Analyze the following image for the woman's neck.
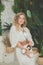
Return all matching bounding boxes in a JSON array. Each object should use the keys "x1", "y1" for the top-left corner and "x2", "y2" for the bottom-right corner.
[{"x1": 19, "y1": 25, "x2": 22, "y2": 29}]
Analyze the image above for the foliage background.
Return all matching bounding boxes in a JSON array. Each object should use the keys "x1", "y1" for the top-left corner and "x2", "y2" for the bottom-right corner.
[{"x1": 12, "y1": 0, "x2": 43, "y2": 52}]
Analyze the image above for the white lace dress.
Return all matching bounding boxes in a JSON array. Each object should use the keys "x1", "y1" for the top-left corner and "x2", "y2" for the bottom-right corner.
[{"x1": 9, "y1": 25, "x2": 36, "y2": 65}]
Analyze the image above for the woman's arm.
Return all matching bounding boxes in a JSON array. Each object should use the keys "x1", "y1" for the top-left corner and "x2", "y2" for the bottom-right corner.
[
  {"x1": 19, "y1": 40, "x2": 27, "y2": 46},
  {"x1": 20, "y1": 39, "x2": 32, "y2": 46},
  {"x1": 16, "y1": 42, "x2": 23, "y2": 49},
  {"x1": 26, "y1": 40, "x2": 33, "y2": 46},
  {"x1": 17, "y1": 40, "x2": 32, "y2": 47}
]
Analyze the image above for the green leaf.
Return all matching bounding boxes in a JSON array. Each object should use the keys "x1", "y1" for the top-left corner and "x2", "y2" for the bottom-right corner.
[
  {"x1": 27, "y1": 10, "x2": 32, "y2": 18},
  {"x1": 31, "y1": 11, "x2": 42, "y2": 25}
]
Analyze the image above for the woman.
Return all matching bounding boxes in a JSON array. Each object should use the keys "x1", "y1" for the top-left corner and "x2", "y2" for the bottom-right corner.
[{"x1": 10, "y1": 12, "x2": 36, "y2": 65}]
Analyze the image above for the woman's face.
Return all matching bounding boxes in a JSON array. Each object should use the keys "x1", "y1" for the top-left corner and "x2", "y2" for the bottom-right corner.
[{"x1": 18, "y1": 15, "x2": 25, "y2": 26}]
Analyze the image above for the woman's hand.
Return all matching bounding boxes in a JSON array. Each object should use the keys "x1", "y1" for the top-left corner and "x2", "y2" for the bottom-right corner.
[
  {"x1": 20, "y1": 40, "x2": 27, "y2": 46},
  {"x1": 26, "y1": 39, "x2": 32, "y2": 46},
  {"x1": 16, "y1": 42, "x2": 23, "y2": 49},
  {"x1": 25, "y1": 48, "x2": 31, "y2": 58},
  {"x1": 28, "y1": 41, "x2": 32, "y2": 46}
]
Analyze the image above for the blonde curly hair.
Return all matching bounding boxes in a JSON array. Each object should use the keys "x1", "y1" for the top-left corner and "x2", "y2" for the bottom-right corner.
[{"x1": 13, "y1": 12, "x2": 27, "y2": 31}]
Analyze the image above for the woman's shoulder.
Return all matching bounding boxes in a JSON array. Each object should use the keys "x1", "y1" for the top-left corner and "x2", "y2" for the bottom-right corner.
[
  {"x1": 10, "y1": 25, "x2": 16, "y2": 30},
  {"x1": 24, "y1": 27, "x2": 30, "y2": 32},
  {"x1": 10, "y1": 25, "x2": 16, "y2": 33}
]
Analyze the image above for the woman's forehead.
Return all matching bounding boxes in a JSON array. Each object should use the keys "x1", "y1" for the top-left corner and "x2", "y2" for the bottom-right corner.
[{"x1": 19, "y1": 15, "x2": 25, "y2": 18}]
